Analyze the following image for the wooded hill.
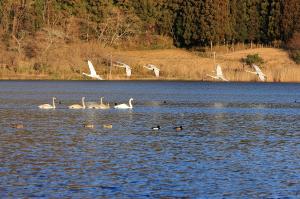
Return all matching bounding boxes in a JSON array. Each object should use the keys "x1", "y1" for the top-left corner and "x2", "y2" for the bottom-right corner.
[
  {"x1": 0, "y1": 0, "x2": 299, "y2": 47},
  {"x1": 0, "y1": 1, "x2": 299, "y2": 81}
]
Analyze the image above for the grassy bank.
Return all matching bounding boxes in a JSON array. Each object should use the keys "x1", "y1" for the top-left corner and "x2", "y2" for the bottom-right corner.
[{"x1": 0, "y1": 39, "x2": 299, "y2": 82}]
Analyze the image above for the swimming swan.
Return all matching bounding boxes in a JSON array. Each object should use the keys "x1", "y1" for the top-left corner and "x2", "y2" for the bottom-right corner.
[
  {"x1": 87, "y1": 97, "x2": 110, "y2": 109},
  {"x1": 114, "y1": 98, "x2": 133, "y2": 109},
  {"x1": 69, "y1": 97, "x2": 86, "y2": 109},
  {"x1": 99, "y1": 97, "x2": 110, "y2": 109},
  {"x1": 39, "y1": 97, "x2": 56, "y2": 109}
]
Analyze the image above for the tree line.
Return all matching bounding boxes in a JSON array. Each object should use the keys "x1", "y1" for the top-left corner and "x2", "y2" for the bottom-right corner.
[{"x1": 0, "y1": 0, "x2": 299, "y2": 48}]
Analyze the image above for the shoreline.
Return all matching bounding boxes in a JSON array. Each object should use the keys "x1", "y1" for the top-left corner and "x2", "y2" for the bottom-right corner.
[{"x1": 1, "y1": 78, "x2": 300, "y2": 83}]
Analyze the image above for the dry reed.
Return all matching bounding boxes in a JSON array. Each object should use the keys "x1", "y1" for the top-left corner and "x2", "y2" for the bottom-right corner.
[{"x1": 0, "y1": 37, "x2": 299, "y2": 82}]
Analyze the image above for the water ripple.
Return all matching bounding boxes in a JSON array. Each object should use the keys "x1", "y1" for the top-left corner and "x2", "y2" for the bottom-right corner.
[{"x1": 0, "y1": 81, "x2": 299, "y2": 198}]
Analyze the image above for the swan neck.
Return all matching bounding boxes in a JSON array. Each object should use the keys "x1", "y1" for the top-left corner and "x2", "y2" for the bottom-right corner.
[
  {"x1": 53, "y1": 98, "x2": 56, "y2": 108},
  {"x1": 129, "y1": 99, "x2": 132, "y2": 108},
  {"x1": 82, "y1": 98, "x2": 85, "y2": 108}
]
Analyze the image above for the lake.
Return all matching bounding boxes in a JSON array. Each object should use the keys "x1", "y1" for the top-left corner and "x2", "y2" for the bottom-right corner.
[{"x1": 0, "y1": 81, "x2": 299, "y2": 198}]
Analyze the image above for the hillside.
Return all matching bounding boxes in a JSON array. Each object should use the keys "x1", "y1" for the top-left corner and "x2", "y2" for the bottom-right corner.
[
  {"x1": 1, "y1": 1, "x2": 299, "y2": 82},
  {"x1": 0, "y1": 39, "x2": 299, "y2": 82},
  {"x1": 114, "y1": 47, "x2": 300, "y2": 82}
]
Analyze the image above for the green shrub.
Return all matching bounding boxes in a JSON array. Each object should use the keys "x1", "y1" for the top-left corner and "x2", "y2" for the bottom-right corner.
[
  {"x1": 241, "y1": 53, "x2": 264, "y2": 65},
  {"x1": 291, "y1": 50, "x2": 300, "y2": 64}
]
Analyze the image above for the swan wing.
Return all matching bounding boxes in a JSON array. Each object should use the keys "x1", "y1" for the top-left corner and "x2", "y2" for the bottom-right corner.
[
  {"x1": 149, "y1": 64, "x2": 160, "y2": 77},
  {"x1": 253, "y1": 64, "x2": 266, "y2": 81},
  {"x1": 216, "y1": 64, "x2": 223, "y2": 77},
  {"x1": 258, "y1": 73, "x2": 266, "y2": 81},
  {"x1": 114, "y1": 61, "x2": 126, "y2": 68},
  {"x1": 148, "y1": 64, "x2": 160, "y2": 71},
  {"x1": 220, "y1": 76, "x2": 229, "y2": 81},
  {"x1": 88, "y1": 60, "x2": 97, "y2": 76},
  {"x1": 144, "y1": 65, "x2": 159, "y2": 77},
  {"x1": 143, "y1": 65, "x2": 152, "y2": 70},
  {"x1": 126, "y1": 67, "x2": 131, "y2": 77},
  {"x1": 154, "y1": 68, "x2": 159, "y2": 77},
  {"x1": 95, "y1": 75, "x2": 103, "y2": 80},
  {"x1": 253, "y1": 64, "x2": 264, "y2": 75},
  {"x1": 207, "y1": 74, "x2": 218, "y2": 79}
]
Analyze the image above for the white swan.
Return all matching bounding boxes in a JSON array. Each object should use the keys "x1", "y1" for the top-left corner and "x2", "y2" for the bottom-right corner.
[
  {"x1": 87, "y1": 97, "x2": 110, "y2": 109},
  {"x1": 86, "y1": 101, "x2": 99, "y2": 109},
  {"x1": 69, "y1": 97, "x2": 86, "y2": 109},
  {"x1": 39, "y1": 97, "x2": 56, "y2": 109},
  {"x1": 207, "y1": 64, "x2": 229, "y2": 81},
  {"x1": 99, "y1": 97, "x2": 110, "y2": 109},
  {"x1": 114, "y1": 98, "x2": 133, "y2": 109},
  {"x1": 144, "y1": 64, "x2": 160, "y2": 77},
  {"x1": 82, "y1": 60, "x2": 103, "y2": 80},
  {"x1": 245, "y1": 64, "x2": 266, "y2": 81},
  {"x1": 114, "y1": 61, "x2": 132, "y2": 77}
]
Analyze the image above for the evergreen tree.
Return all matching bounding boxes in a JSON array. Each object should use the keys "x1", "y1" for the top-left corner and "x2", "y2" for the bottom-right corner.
[
  {"x1": 268, "y1": 0, "x2": 282, "y2": 41},
  {"x1": 235, "y1": 0, "x2": 248, "y2": 42},
  {"x1": 259, "y1": 0, "x2": 270, "y2": 42},
  {"x1": 215, "y1": 0, "x2": 230, "y2": 44},
  {"x1": 155, "y1": 0, "x2": 174, "y2": 35},
  {"x1": 85, "y1": 0, "x2": 113, "y2": 23},
  {"x1": 228, "y1": 0, "x2": 237, "y2": 42},
  {"x1": 0, "y1": 0, "x2": 300, "y2": 47},
  {"x1": 246, "y1": 0, "x2": 260, "y2": 43},
  {"x1": 281, "y1": 0, "x2": 300, "y2": 41}
]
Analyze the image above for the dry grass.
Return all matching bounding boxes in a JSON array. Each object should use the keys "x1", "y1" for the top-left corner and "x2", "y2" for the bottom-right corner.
[
  {"x1": 113, "y1": 47, "x2": 300, "y2": 82},
  {"x1": 0, "y1": 35, "x2": 299, "y2": 82},
  {"x1": 218, "y1": 48, "x2": 300, "y2": 82}
]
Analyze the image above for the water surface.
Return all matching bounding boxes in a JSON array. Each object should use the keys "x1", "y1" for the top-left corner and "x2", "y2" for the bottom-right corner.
[{"x1": 0, "y1": 81, "x2": 300, "y2": 198}]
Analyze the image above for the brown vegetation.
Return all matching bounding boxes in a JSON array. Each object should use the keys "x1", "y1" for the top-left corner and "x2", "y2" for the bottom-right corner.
[
  {"x1": 0, "y1": 1, "x2": 299, "y2": 82},
  {"x1": 0, "y1": 33, "x2": 299, "y2": 82}
]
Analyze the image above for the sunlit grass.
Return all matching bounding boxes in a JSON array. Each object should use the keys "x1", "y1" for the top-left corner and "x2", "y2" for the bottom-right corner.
[{"x1": 0, "y1": 40, "x2": 299, "y2": 82}]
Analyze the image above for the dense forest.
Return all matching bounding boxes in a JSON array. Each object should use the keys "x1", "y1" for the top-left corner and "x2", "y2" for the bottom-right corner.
[{"x1": 0, "y1": 0, "x2": 299, "y2": 48}]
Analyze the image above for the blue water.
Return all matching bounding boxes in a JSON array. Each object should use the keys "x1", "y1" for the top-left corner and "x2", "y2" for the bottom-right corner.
[{"x1": 0, "y1": 81, "x2": 299, "y2": 198}]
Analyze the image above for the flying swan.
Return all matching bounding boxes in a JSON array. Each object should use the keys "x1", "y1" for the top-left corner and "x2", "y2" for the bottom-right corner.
[
  {"x1": 69, "y1": 97, "x2": 86, "y2": 109},
  {"x1": 82, "y1": 60, "x2": 103, "y2": 80},
  {"x1": 143, "y1": 64, "x2": 160, "y2": 77},
  {"x1": 114, "y1": 61, "x2": 132, "y2": 77},
  {"x1": 207, "y1": 64, "x2": 229, "y2": 81},
  {"x1": 245, "y1": 64, "x2": 266, "y2": 81},
  {"x1": 114, "y1": 98, "x2": 133, "y2": 109},
  {"x1": 38, "y1": 97, "x2": 57, "y2": 109}
]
